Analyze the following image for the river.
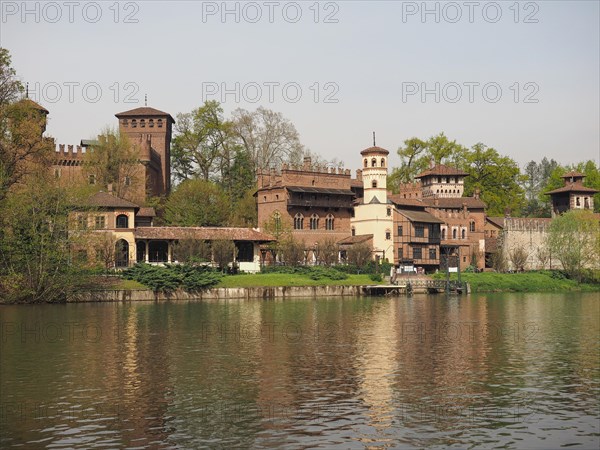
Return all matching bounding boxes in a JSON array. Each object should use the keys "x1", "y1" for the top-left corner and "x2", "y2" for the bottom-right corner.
[{"x1": 1, "y1": 293, "x2": 598, "y2": 449}]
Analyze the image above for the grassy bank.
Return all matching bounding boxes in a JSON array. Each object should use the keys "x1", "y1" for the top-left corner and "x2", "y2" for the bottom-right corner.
[
  {"x1": 433, "y1": 271, "x2": 600, "y2": 293},
  {"x1": 217, "y1": 273, "x2": 379, "y2": 288}
]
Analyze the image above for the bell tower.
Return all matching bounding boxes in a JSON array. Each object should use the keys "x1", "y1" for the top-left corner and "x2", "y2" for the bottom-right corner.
[
  {"x1": 361, "y1": 145, "x2": 389, "y2": 204},
  {"x1": 115, "y1": 106, "x2": 175, "y2": 197}
]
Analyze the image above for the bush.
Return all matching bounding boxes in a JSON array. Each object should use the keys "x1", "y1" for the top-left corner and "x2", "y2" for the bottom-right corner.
[
  {"x1": 122, "y1": 263, "x2": 222, "y2": 292},
  {"x1": 369, "y1": 273, "x2": 383, "y2": 282},
  {"x1": 260, "y1": 265, "x2": 348, "y2": 281}
]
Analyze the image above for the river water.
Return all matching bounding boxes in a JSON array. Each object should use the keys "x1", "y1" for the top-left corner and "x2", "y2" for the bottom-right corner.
[{"x1": 1, "y1": 293, "x2": 598, "y2": 449}]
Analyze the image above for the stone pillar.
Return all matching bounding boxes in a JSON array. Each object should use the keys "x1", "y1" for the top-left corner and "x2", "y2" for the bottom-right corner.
[
  {"x1": 145, "y1": 241, "x2": 149, "y2": 263},
  {"x1": 167, "y1": 241, "x2": 172, "y2": 263}
]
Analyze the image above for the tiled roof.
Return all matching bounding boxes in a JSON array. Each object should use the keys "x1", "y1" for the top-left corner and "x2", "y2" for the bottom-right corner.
[
  {"x1": 545, "y1": 183, "x2": 599, "y2": 195},
  {"x1": 87, "y1": 192, "x2": 139, "y2": 209},
  {"x1": 115, "y1": 107, "x2": 175, "y2": 122},
  {"x1": 561, "y1": 171, "x2": 585, "y2": 179},
  {"x1": 20, "y1": 98, "x2": 49, "y2": 114},
  {"x1": 415, "y1": 164, "x2": 469, "y2": 178},
  {"x1": 423, "y1": 197, "x2": 486, "y2": 209},
  {"x1": 134, "y1": 227, "x2": 275, "y2": 242},
  {"x1": 486, "y1": 216, "x2": 505, "y2": 228},
  {"x1": 388, "y1": 195, "x2": 426, "y2": 207},
  {"x1": 360, "y1": 146, "x2": 389, "y2": 156},
  {"x1": 136, "y1": 207, "x2": 156, "y2": 217},
  {"x1": 337, "y1": 234, "x2": 373, "y2": 245},
  {"x1": 397, "y1": 209, "x2": 445, "y2": 224}
]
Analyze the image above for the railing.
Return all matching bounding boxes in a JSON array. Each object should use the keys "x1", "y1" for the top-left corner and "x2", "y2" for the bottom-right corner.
[{"x1": 287, "y1": 198, "x2": 353, "y2": 209}]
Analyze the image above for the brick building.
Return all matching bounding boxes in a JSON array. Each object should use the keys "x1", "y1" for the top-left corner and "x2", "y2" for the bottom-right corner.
[{"x1": 546, "y1": 171, "x2": 598, "y2": 217}]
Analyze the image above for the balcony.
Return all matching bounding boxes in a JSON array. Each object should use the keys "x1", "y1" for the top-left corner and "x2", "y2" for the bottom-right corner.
[{"x1": 287, "y1": 198, "x2": 353, "y2": 209}]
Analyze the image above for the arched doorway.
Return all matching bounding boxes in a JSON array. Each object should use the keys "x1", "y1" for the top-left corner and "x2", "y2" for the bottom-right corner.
[
  {"x1": 115, "y1": 239, "x2": 129, "y2": 268},
  {"x1": 149, "y1": 241, "x2": 168, "y2": 263}
]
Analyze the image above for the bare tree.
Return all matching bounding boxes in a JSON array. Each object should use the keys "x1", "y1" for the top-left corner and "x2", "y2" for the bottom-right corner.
[
  {"x1": 489, "y1": 247, "x2": 507, "y2": 272},
  {"x1": 211, "y1": 239, "x2": 237, "y2": 272},
  {"x1": 173, "y1": 238, "x2": 211, "y2": 263},
  {"x1": 280, "y1": 237, "x2": 305, "y2": 267},
  {"x1": 509, "y1": 245, "x2": 529, "y2": 272},
  {"x1": 91, "y1": 232, "x2": 117, "y2": 270},
  {"x1": 318, "y1": 238, "x2": 338, "y2": 266},
  {"x1": 231, "y1": 106, "x2": 304, "y2": 173},
  {"x1": 347, "y1": 242, "x2": 372, "y2": 268},
  {"x1": 536, "y1": 245, "x2": 550, "y2": 270}
]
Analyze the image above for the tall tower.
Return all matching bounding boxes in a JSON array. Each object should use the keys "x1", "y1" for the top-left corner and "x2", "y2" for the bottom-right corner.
[
  {"x1": 115, "y1": 107, "x2": 175, "y2": 197},
  {"x1": 361, "y1": 146, "x2": 389, "y2": 204}
]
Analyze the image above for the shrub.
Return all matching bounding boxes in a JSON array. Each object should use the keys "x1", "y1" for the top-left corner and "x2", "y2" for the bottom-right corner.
[
  {"x1": 122, "y1": 263, "x2": 222, "y2": 292},
  {"x1": 369, "y1": 273, "x2": 383, "y2": 282}
]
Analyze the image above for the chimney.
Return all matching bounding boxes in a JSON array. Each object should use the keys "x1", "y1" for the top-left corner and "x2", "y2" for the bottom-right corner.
[
  {"x1": 303, "y1": 156, "x2": 311, "y2": 170},
  {"x1": 356, "y1": 169, "x2": 363, "y2": 181},
  {"x1": 429, "y1": 157, "x2": 435, "y2": 169},
  {"x1": 474, "y1": 188, "x2": 480, "y2": 199}
]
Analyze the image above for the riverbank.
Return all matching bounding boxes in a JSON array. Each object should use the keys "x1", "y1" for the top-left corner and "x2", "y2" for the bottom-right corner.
[{"x1": 432, "y1": 271, "x2": 600, "y2": 293}]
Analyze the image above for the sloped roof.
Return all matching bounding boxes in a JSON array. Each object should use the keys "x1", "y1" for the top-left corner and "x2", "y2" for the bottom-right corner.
[
  {"x1": 423, "y1": 197, "x2": 486, "y2": 209},
  {"x1": 87, "y1": 192, "x2": 139, "y2": 209},
  {"x1": 397, "y1": 209, "x2": 445, "y2": 224},
  {"x1": 388, "y1": 195, "x2": 426, "y2": 207},
  {"x1": 134, "y1": 227, "x2": 275, "y2": 242},
  {"x1": 115, "y1": 107, "x2": 175, "y2": 123},
  {"x1": 486, "y1": 216, "x2": 505, "y2": 228},
  {"x1": 20, "y1": 98, "x2": 49, "y2": 114},
  {"x1": 561, "y1": 171, "x2": 585, "y2": 179},
  {"x1": 415, "y1": 164, "x2": 469, "y2": 178},
  {"x1": 337, "y1": 234, "x2": 373, "y2": 245},
  {"x1": 286, "y1": 186, "x2": 354, "y2": 196},
  {"x1": 545, "y1": 183, "x2": 599, "y2": 195},
  {"x1": 360, "y1": 146, "x2": 389, "y2": 156},
  {"x1": 136, "y1": 207, "x2": 156, "y2": 217}
]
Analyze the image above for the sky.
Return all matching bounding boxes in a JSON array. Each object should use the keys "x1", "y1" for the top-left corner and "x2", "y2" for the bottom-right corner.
[{"x1": 2, "y1": 0, "x2": 599, "y2": 171}]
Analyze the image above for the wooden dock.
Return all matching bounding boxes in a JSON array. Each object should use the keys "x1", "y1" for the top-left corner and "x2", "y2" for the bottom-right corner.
[{"x1": 363, "y1": 279, "x2": 468, "y2": 296}]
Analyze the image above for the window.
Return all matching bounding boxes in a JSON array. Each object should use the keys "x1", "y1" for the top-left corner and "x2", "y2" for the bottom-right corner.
[
  {"x1": 385, "y1": 230, "x2": 391, "y2": 240},
  {"x1": 310, "y1": 214, "x2": 319, "y2": 230},
  {"x1": 413, "y1": 247, "x2": 422, "y2": 259},
  {"x1": 398, "y1": 248, "x2": 403, "y2": 260},
  {"x1": 273, "y1": 211, "x2": 281, "y2": 232},
  {"x1": 372, "y1": 180, "x2": 378, "y2": 188},
  {"x1": 397, "y1": 225, "x2": 403, "y2": 236},
  {"x1": 140, "y1": 119, "x2": 146, "y2": 128},
  {"x1": 294, "y1": 213, "x2": 304, "y2": 230},
  {"x1": 77, "y1": 215, "x2": 87, "y2": 230},
  {"x1": 122, "y1": 119, "x2": 128, "y2": 127},
  {"x1": 95, "y1": 215, "x2": 106, "y2": 229},
  {"x1": 441, "y1": 228, "x2": 446, "y2": 239},
  {"x1": 124, "y1": 176, "x2": 131, "y2": 186},
  {"x1": 429, "y1": 248, "x2": 437, "y2": 260},
  {"x1": 415, "y1": 225, "x2": 425, "y2": 237},
  {"x1": 452, "y1": 228, "x2": 457, "y2": 239},
  {"x1": 158, "y1": 119, "x2": 163, "y2": 128},
  {"x1": 54, "y1": 168, "x2": 61, "y2": 178},
  {"x1": 325, "y1": 214, "x2": 334, "y2": 230},
  {"x1": 461, "y1": 229, "x2": 466, "y2": 239},
  {"x1": 364, "y1": 159, "x2": 368, "y2": 168},
  {"x1": 351, "y1": 227, "x2": 356, "y2": 236},
  {"x1": 470, "y1": 221, "x2": 475, "y2": 232},
  {"x1": 576, "y1": 197, "x2": 580, "y2": 206},
  {"x1": 149, "y1": 119, "x2": 154, "y2": 128},
  {"x1": 88, "y1": 174, "x2": 96, "y2": 185},
  {"x1": 275, "y1": 194, "x2": 279, "y2": 200},
  {"x1": 116, "y1": 214, "x2": 128, "y2": 229},
  {"x1": 131, "y1": 119, "x2": 137, "y2": 128},
  {"x1": 381, "y1": 158, "x2": 385, "y2": 167},
  {"x1": 386, "y1": 207, "x2": 391, "y2": 217},
  {"x1": 371, "y1": 158, "x2": 377, "y2": 167},
  {"x1": 263, "y1": 196, "x2": 267, "y2": 202}
]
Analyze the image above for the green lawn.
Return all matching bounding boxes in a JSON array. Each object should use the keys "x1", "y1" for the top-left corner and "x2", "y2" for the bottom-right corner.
[
  {"x1": 432, "y1": 271, "x2": 600, "y2": 293},
  {"x1": 217, "y1": 273, "x2": 380, "y2": 288}
]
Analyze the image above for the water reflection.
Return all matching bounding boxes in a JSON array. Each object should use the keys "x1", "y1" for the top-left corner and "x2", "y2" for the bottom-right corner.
[{"x1": 1, "y1": 293, "x2": 598, "y2": 448}]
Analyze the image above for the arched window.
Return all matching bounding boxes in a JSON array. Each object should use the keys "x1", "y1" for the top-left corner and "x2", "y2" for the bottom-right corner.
[
  {"x1": 371, "y1": 158, "x2": 377, "y2": 167},
  {"x1": 116, "y1": 214, "x2": 129, "y2": 229},
  {"x1": 325, "y1": 214, "x2": 334, "y2": 230},
  {"x1": 310, "y1": 214, "x2": 319, "y2": 230},
  {"x1": 157, "y1": 119, "x2": 163, "y2": 128},
  {"x1": 294, "y1": 213, "x2": 304, "y2": 230},
  {"x1": 381, "y1": 158, "x2": 385, "y2": 167},
  {"x1": 470, "y1": 221, "x2": 475, "y2": 232},
  {"x1": 115, "y1": 239, "x2": 129, "y2": 267},
  {"x1": 386, "y1": 207, "x2": 392, "y2": 216},
  {"x1": 461, "y1": 229, "x2": 466, "y2": 239},
  {"x1": 576, "y1": 197, "x2": 580, "y2": 206},
  {"x1": 140, "y1": 119, "x2": 146, "y2": 128},
  {"x1": 131, "y1": 119, "x2": 137, "y2": 128},
  {"x1": 441, "y1": 228, "x2": 446, "y2": 239},
  {"x1": 372, "y1": 180, "x2": 378, "y2": 188},
  {"x1": 149, "y1": 119, "x2": 154, "y2": 128},
  {"x1": 452, "y1": 228, "x2": 457, "y2": 239},
  {"x1": 273, "y1": 211, "x2": 281, "y2": 232},
  {"x1": 364, "y1": 159, "x2": 368, "y2": 168}
]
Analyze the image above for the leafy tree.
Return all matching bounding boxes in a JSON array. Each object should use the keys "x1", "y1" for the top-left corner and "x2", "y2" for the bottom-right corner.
[
  {"x1": 0, "y1": 48, "x2": 23, "y2": 105},
  {"x1": 211, "y1": 239, "x2": 237, "y2": 272},
  {"x1": 228, "y1": 187, "x2": 258, "y2": 227},
  {"x1": 388, "y1": 137, "x2": 428, "y2": 187},
  {"x1": 164, "y1": 179, "x2": 229, "y2": 226},
  {"x1": 83, "y1": 128, "x2": 141, "y2": 201},
  {"x1": 509, "y1": 245, "x2": 529, "y2": 271},
  {"x1": 547, "y1": 210, "x2": 600, "y2": 282},
  {"x1": 171, "y1": 101, "x2": 232, "y2": 182}
]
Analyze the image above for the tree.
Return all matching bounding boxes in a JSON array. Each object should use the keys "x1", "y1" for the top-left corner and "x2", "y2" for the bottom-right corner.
[
  {"x1": 91, "y1": 231, "x2": 117, "y2": 270},
  {"x1": 509, "y1": 245, "x2": 529, "y2": 272},
  {"x1": 279, "y1": 236, "x2": 305, "y2": 266},
  {"x1": 347, "y1": 242, "x2": 372, "y2": 268},
  {"x1": 211, "y1": 239, "x2": 237, "y2": 272},
  {"x1": 0, "y1": 48, "x2": 23, "y2": 105},
  {"x1": 547, "y1": 210, "x2": 600, "y2": 281},
  {"x1": 171, "y1": 101, "x2": 232, "y2": 183},
  {"x1": 83, "y1": 128, "x2": 141, "y2": 201},
  {"x1": 318, "y1": 238, "x2": 339, "y2": 266},
  {"x1": 228, "y1": 188, "x2": 258, "y2": 227},
  {"x1": 172, "y1": 238, "x2": 211, "y2": 263},
  {"x1": 231, "y1": 106, "x2": 304, "y2": 173},
  {"x1": 488, "y1": 246, "x2": 507, "y2": 272},
  {"x1": 388, "y1": 137, "x2": 428, "y2": 187},
  {"x1": 164, "y1": 179, "x2": 229, "y2": 226}
]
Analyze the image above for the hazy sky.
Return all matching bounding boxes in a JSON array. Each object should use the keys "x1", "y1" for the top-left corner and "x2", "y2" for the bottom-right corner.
[{"x1": 2, "y1": 1, "x2": 599, "y2": 170}]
